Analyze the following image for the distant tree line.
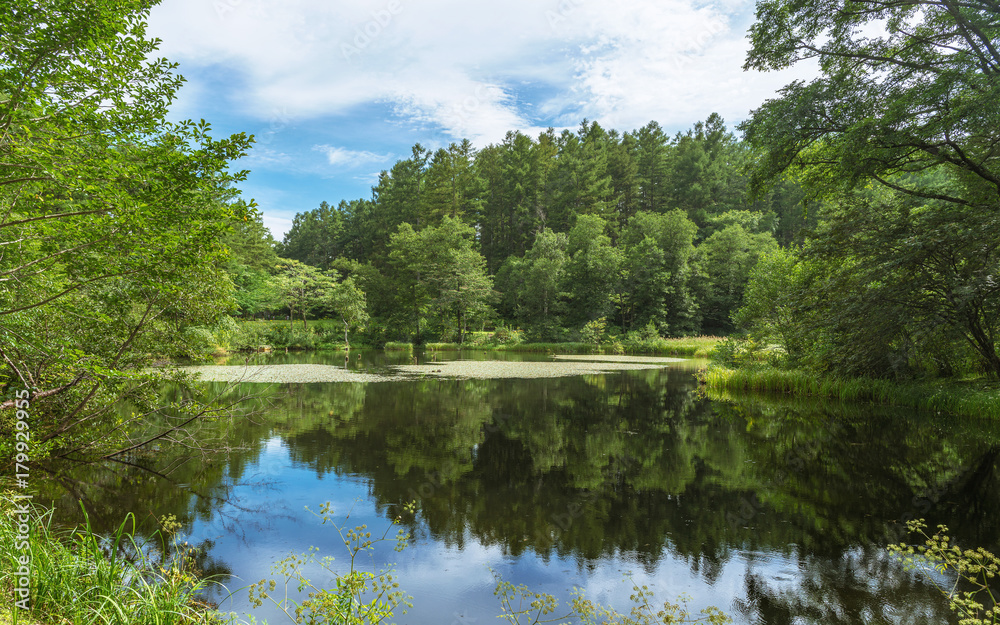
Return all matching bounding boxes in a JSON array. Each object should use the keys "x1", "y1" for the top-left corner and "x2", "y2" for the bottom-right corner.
[{"x1": 252, "y1": 115, "x2": 813, "y2": 343}]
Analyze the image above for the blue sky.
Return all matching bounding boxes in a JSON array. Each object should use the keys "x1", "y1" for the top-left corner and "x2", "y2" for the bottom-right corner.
[{"x1": 146, "y1": 0, "x2": 816, "y2": 239}]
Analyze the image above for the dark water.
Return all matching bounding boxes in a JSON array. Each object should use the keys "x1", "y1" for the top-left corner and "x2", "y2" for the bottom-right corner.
[{"x1": 38, "y1": 351, "x2": 1000, "y2": 624}]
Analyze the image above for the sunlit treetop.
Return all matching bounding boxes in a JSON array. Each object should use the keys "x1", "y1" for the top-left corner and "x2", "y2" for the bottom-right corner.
[{"x1": 741, "y1": 0, "x2": 1000, "y2": 205}]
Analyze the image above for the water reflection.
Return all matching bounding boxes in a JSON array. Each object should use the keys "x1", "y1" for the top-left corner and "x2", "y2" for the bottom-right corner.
[{"x1": 37, "y1": 353, "x2": 1000, "y2": 624}]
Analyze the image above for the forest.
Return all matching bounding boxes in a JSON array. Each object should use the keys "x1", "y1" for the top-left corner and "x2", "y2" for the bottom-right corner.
[
  {"x1": 2, "y1": 0, "x2": 998, "y2": 462},
  {"x1": 2, "y1": 0, "x2": 999, "y2": 623},
  {"x1": 249, "y1": 114, "x2": 810, "y2": 344}
]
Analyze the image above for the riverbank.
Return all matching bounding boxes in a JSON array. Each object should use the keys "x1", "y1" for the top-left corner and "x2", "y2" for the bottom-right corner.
[
  {"x1": 699, "y1": 365, "x2": 1000, "y2": 420},
  {"x1": 0, "y1": 493, "x2": 224, "y2": 625},
  {"x1": 397, "y1": 336, "x2": 720, "y2": 358},
  {"x1": 189, "y1": 318, "x2": 722, "y2": 358}
]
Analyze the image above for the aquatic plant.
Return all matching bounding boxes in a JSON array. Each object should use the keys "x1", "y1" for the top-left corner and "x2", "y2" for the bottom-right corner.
[
  {"x1": 493, "y1": 571, "x2": 731, "y2": 624},
  {"x1": 889, "y1": 520, "x2": 999, "y2": 625},
  {"x1": 246, "y1": 501, "x2": 413, "y2": 625}
]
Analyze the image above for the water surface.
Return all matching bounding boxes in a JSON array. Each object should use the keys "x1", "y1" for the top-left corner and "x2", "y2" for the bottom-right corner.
[{"x1": 40, "y1": 351, "x2": 1000, "y2": 624}]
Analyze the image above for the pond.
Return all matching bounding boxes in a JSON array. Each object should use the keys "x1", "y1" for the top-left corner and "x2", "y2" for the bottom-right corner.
[{"x1": 38, "y1": 350, "x2": 1000, "y2": 624}]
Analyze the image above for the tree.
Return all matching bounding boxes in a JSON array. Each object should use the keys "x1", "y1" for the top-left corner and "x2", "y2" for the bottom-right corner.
[
  {"x1": 564, "y1": 214, "x2": 622, "y2": 328},
  {"x1": 278, "y1": 201, "x2": 344, "y2": 270},
  {"x1": 811, "y1": 190, "x2": 1000, "y2": 378},
  {"x1": 421, "y1": 139, "x2": 484, "y2": 226},
  {"x1": 621, "y1": 211, "x2": 702, "y2": 335},
  {"x1": 223, "y1": 206, "x2": 280, "y2": 318},
  {"x1": 669, "y1": 114, "x2": 746, "y2": 229},
  {"x1": 734, "y1": 246, "x2": 812, "y2": 361},
  {"x1": 513, "y1": 229, "x2": 570, "y2": 339},
  {"x1": 697, "y1": 224, "x2": 778, "y2": 334},
  {"x1": 273, "y1": 259, "x2": 334, "y2": 330},
  {"x1": 325, "y1": 277, "x2": 369, "y2": 347},
  {"x1": 477, "y1": 131, "x2": 556, "y2": 271},
  {"x1": 741, "y1": 0, "x2": 1000, "y2": 207},
  {"x1": 740, "y1": 0, "x2": 1000, "y2": 379},
  {"x1": 388, "y1": 218, "x2": 495, "y2": 342},
  {"x1": 631, "y1": 121, "x2": 673, "y2": 215},
  {"x1": 0, "y1": 0, "x2": 254, "y2": 461},
  {"x1": 543, "y1": 122, "x2": 613, "y2": 232}
]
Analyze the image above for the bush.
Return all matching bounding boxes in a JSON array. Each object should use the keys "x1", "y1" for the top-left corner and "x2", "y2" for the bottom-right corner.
[
  {"x1": 710, "y1": 336, "x2": 773, "y2": 369},
  {"x1": 180, "y1": 326, "x2": 219, "y2": 357},
  {"x1": 580, "y1": 317, "x2": 608, "y2": 348}
]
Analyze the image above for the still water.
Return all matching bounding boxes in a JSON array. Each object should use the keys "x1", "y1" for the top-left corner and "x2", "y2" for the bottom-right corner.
[{"x1": 40, "y1": 351, "x2": 1000, "y2": 624}]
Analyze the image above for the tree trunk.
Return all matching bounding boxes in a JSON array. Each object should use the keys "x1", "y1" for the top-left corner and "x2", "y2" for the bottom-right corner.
[{"x1": 963, "y1": 310, "x2": 1000, "y2": 378}]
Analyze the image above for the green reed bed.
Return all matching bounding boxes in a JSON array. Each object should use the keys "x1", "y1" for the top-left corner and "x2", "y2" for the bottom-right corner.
[
  {"x1": 0, "y1": 494, "x2": 224, "y2": 625},
  {"x1": 701, "y1": 366, "x2": 1000, "y2": 419},
  {"x1": 423, "y1": 342, "x2": 463, "y2": 351},
  {"x1": 628, "y1": 336, "x2": 720, "y2": 358},
  {"x1": 402, "y1": 336, "x2": 721, "y2": 357},
  {"x1": 383, "y1": 341, "x2": 414, "y2": 351}
]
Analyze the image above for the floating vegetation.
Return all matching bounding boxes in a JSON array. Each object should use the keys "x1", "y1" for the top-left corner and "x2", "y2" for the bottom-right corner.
[
  {"x1": 179, "y1": 364, "x2": 396, "y2": 383},
  {"x1": 391, "y1": 359, "x2": 678, "y2": 379},
  {"x1": 179, "y1": 357, "x2": 688, "y2": 383},
  {"x1": 552, "y1": 354, "x2": 686, "y2": 364}
]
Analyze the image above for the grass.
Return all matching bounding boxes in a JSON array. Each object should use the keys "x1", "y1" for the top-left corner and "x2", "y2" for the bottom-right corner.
[
  {"x1": 700, "y1": 365, "x2": 1000, "y2": 419},
  {"x1": 0, "y1": 494, "x2": 227, "y2": 625},
  {"x1": 383, "y1": 341, "x2": 414, "y2": 351},
  {"x1": 393, "y1": 336, "x2": 721, "y2": 357}
]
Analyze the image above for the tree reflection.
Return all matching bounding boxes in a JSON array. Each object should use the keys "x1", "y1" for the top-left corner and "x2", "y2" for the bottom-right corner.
[{"x1": 37, "y1": 359, "x2": 1000, "y2": 624}]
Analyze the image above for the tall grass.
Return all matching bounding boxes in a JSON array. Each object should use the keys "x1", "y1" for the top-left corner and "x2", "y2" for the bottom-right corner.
[
  {"x1": 700, "y1": 365, "x2": 1000, "y2": 419},
  {"x1": 0, "y1": 494, "x2": 227, "y2": 625},
  {"x1": 388, "y1": 337, "x2": 721, "y2": 357},
  {"x1": 383, "y1": 341, "x2": 414, "y2": 351}
]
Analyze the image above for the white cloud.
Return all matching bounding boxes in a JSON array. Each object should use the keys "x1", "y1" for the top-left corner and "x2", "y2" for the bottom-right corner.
[
  {"x1": 148, "y1": 0, "x2": 817, "y2": 144},
  {"x1": 314, "y1": 146, "x2": 392, "y2": 167}
]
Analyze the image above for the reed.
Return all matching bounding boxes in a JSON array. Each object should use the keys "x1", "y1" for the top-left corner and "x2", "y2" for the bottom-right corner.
[
  {"x1": 383, "y1": 341, "x2": 414, "y2": 351},
  {"x1": 424, "y1": 342, "x2": 462, "y2": 351},
  {"x1": 700, "y1": 365, "x2": 1000, "y2": 419},
  {"x1": 0, "y1": 494, "x2": 227, "y2": 625}
]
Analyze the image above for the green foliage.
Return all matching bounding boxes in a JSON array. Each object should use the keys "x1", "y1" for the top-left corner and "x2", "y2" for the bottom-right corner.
[
  {"x1": 735, "y1": 187, "x2": 1000, "y2": 381},
  {"x1": 669, "y1": 113, "x2": 747, "y2": 229},
  {"x1": 810, "y1": 191, "x2": 1000, "y2": 378},
  {"x1": 732, "y1": 246, "x2": 807, "y2": 363},
  {"x1": 730, "y1": 0, "x2": 1000, "y2": 387},
  {"x1": 0, "y1": 0, "x2": 254, "y2": 459},
  {"x1": 383, "y1": 342, "x2": 414, "y2": 352},
  {"x1": 492, "y1": 572, "x2": 731, "y2": 625},
  {"x1": 0, "y1": 494, "x2": 224, "y2": 625},
  {"x1": 697, "y1": 224, "x2": 778, "y2": 334},
  {"x1": 247, "y1": 501, "x2": 413, "y2": 625},
  {"x1": 274, "y1": 114, "x2": 801, "y2": 344},
  {"x1": 889, "y1": 520, "x2": 999, "y2": 625},
  {"x1": 700, "y1": 365, "x2": 1000, "y2": 419},
  {"x1": 742, "y1": 0, "x2": 1000, "y2": 206},
  {"x1": 388, "y1": 217, "x2": 495, "y2": 343},
  {"x1": 489, "y1": 324, "x2": 522, "y2": 346},
  {"x1": 233, "y1": 320, "x2": 359, "y2": 351},
  {"x1": 581, "y1": 317, "x2": 608, "y2": 348},
  {"x1": 278, "y1": 201, "x2": 345, "y2": 270},
  {"x1": 708, "y1": 336, "x2": 773, "y2": 370},
  {"x1": 565, "y1": 215, "x2": 622, "y2": 328}
]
